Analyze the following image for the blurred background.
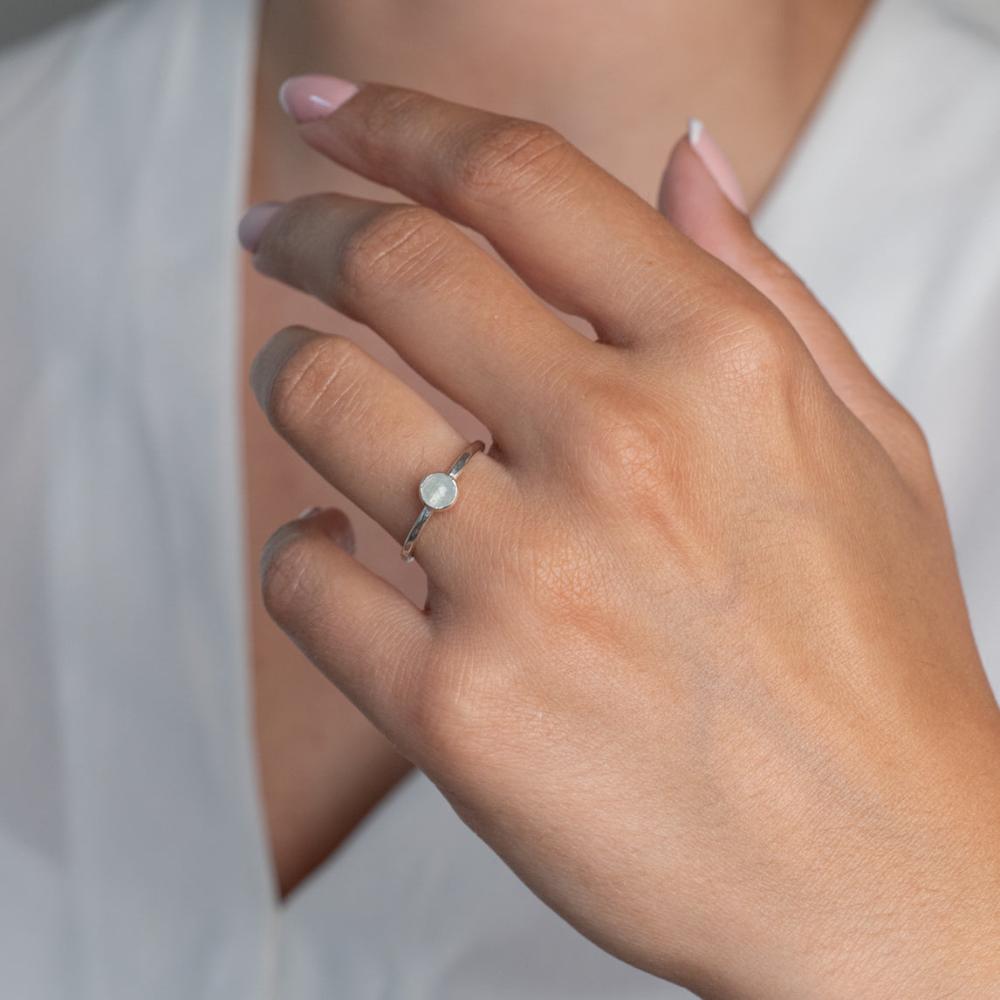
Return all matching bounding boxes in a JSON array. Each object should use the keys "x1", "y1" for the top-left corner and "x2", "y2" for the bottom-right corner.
[{"x1": 1, "y1": 0, "x2": 99, "y2": 49}]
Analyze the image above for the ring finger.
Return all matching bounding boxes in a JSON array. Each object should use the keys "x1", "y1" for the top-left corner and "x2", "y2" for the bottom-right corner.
[
  {"x1": 251, "y1": 324, "x2": 509, "y2": 577},
  {"x1": 243, "y1": 193, "x2": 587, "y2": 456}
]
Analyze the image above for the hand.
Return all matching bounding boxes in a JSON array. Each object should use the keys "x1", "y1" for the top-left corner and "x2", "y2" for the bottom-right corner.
[{"x1": 240, "y1": 80, "x2": 1000, "y2": 998}]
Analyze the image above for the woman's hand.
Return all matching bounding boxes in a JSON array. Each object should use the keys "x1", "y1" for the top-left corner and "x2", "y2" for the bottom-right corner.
[{"x1": 240, "y1": 79, "x2": 1000, "y2": 998}]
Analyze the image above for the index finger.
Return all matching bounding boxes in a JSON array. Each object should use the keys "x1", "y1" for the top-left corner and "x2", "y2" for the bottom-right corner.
[{"x1": 279, "y1": 76, "x2": 755, "y2": 349}]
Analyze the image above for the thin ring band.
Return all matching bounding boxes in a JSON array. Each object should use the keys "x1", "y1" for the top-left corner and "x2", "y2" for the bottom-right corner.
[{"x1": 401, "y1": 440, "x2": 486, "y2": 563}]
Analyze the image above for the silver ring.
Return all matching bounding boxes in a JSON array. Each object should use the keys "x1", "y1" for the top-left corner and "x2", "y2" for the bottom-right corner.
[{"x1": 401, "y1": 440, "x2": 486, "y2": 562}]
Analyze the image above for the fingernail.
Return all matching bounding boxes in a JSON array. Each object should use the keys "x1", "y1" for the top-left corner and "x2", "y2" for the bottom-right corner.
[
  {"x1": 238, "y1": 201, "x2": 283, "y2": 252},
  {"x1": 279, "y1": 75, "x2": 360, "y2": 124},
  {"x1": 687, "y1": 118, "x2": 748, "y2": 213},
  {"x1": 330, "y1": 514, "x2": 356, "y2": 555},
  {"x1": 260, "y1": 509, "x2": 355, "y2": 580},
  {"x1": 299, "y1": 506, "x2": 356, "y2": 555}
]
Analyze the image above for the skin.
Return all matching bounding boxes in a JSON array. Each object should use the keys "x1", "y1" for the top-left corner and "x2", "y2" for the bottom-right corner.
[
  {"x1": 244, "y1": 0, "x2": 872, "y2": 895},
  {"x1": 241, "y1": 79, "x2": 1000, "y2": 996}
]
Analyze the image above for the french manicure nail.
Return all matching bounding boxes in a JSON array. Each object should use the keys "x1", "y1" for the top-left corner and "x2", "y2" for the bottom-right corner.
[
  {"x1": 297, "y1": 506, "x2": 322, "y2": 520},
  {"x1": 279, "y1": 75, "x2": 360, "y2": 124},
  {"x1": 238, "y1": 201, "x2": 283, "y2": 252},
  {"x1": 687, "y1": 118, "x2": 749, "y2": 213}
]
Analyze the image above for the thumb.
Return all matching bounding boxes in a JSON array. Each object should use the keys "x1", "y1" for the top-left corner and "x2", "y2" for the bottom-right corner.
[{"x1": 658, "y1": 120, "x2": 929, "y2": 486}]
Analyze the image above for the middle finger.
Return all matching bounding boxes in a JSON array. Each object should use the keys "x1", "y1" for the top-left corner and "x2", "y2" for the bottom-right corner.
[
  {"x1": 246, "y1": 193, "x2": 587, "y2": 454},
  {"x1": 280, "y1": 78, "x2": 743, "y2": 347},
  {"x1": 250, "y1": 324, "x2": 510, "y2": 578}
]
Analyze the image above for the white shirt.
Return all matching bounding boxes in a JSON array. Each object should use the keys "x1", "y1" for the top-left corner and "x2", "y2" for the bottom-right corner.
[{"x1": 1, "y1": 0, "x2": 997, "y2": 996}]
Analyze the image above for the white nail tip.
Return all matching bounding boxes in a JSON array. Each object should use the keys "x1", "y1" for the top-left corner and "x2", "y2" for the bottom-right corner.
[
  {"x1": 278, "y1": 80, "x2": 293, "y2": 117},
  {"x1": 688, "y1": 117, "x2": 704, "y2": 146}
]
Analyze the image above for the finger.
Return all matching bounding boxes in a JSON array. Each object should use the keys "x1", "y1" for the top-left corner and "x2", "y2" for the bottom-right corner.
[
  {"x1": 251, "y1": 325, "x2": 506, "y2": 577},
  {"x1": 244, "y1": 194, "x2": 584, "y2": 450},
  {"x1": 658, "y1": 123, "x2": 934, "y2": 487},
  {"x1": 260, "y1": 506, "x2": 431, "y2": 742},
  {"x1": 277, "y1": 76, "x2": 750, "y2": 348}
]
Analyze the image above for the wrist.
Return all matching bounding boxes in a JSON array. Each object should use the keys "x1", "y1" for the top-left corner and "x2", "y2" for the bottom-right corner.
[
  {"x1": 719, "y1": 725, "x2": 1000, "y2": 1000},
  {"x1": 797, "y1": 772, "x2": 1000, "y2": 997}
]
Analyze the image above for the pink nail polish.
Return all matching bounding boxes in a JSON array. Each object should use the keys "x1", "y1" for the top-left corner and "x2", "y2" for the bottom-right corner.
[
  {"x1": 279, "y1": 75, "x2": 360, "y2": 124},
  {"x1": 687, "y1": 118, "x2": 748, "y2": 213},
  {"x1": 238, "y1": 201, "x2": 282, "y2": 252}
]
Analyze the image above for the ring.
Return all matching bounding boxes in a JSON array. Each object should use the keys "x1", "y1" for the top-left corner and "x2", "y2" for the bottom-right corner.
[{"x1": 401, "y1": 440, "x2": 486, "y2": 562}]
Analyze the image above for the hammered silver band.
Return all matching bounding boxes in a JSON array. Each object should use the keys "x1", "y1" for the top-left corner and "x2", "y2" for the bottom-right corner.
[{"x1": 401, "y1": 440, "x2": 486, "y2": 563}]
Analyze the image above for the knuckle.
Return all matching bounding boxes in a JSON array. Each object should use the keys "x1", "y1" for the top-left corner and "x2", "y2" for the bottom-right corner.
[
  {"x1": 884, "y1": 402, "x2": 939, "y2": 487},
  {"x1": 339, "y1": 205, "x2": 452, "y2": 295},
  {"x1": 456, "y1": 118, "x2": 575, "y2": 201},
  {"x1": 703, "y1": 308, "x2": 802, "y2": 402},
  {"x1": 267, "y1": 332, "x2": 365, "y2": 433},
  {"x1": 892, "y1": 403, "x2": 931, "y2": 454},
  {"x1": 751, "y1": 249, "x2": 801, "y2": 290},
  {"x1": 592, "y1": 411, "x2": 672, "y2": 497},
  {"x1": 571, "y1": 379, "x2": 678, "y2": 508}
]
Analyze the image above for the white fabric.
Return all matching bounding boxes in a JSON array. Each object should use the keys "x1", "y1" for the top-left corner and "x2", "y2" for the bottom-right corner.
[{"x1": 0, "y1": 0, "x2": 997, "y2": 996}]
